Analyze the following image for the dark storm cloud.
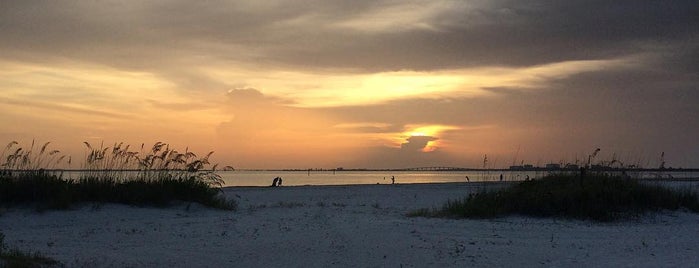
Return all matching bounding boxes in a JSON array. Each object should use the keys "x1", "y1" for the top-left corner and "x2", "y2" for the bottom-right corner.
[{"x1": 1, "y1": 0, "x2": 697, "y2": 73}]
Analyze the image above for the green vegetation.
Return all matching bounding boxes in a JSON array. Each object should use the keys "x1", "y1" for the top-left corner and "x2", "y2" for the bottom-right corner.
[
  {"x1": 409, "y1": 174, "x2": 699, "y2": 221},
  {"x1": 0, "y1": 232, "x2": 61, "y2": 268},
  {"x1": 0, "y1": 141, "x2": 236, "y2": 211}
]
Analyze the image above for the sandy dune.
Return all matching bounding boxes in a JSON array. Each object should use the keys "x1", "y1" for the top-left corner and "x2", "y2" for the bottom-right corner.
[{"x1": 1, "y1": 183, "x2": 698, "y2": 267}]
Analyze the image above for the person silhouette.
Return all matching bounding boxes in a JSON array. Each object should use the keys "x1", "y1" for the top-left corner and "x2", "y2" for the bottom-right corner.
[
  {"x1": 278, "y1": 177, "x2": 283, "y2": 186},
  {"x1": 391, "y1": 176, "x2": 395, "y2": 184},
  {"x1": 271, "y1": 177, "x2": 279, "y2": 187},
  {"x1": 499, "y1": 174, "x2": 503, "y2": 181}
]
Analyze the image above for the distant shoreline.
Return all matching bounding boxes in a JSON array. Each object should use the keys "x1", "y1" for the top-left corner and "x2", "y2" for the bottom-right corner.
[
  {"x1": 221, "y1": 180, "x2": 517, "y2": 190},
  {"x1": 221, "y1": 177, "x2": 699, "y2": 190},
  {"x1": 7, "y1": 167, "x2": 699, "y2": 173},
  {"x1": 243, "y1": 167, "x2": 699, "y2": 172}
]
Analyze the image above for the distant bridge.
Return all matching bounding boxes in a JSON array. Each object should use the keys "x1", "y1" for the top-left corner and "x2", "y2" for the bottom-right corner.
[{"x1": 402, "y1": 167, "x2": 468, "y2": 171}]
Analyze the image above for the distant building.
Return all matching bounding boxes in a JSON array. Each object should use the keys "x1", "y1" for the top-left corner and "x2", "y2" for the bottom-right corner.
[
  {"x1": 545, "y1": 163, "x2": 561, "y2": 169},
  {"x1": 510, "y1": 164, "x2": 535, "y2": 170},
  {"x1": 590, "y1": 164, "x2": 608, "y2": 170},
  {"x1": 564, "y1": 164, "x2": 579, "y2": 170}
]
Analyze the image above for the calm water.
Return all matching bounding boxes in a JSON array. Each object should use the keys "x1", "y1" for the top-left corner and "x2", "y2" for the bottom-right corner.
[
  {"x1": 55, "y1": 169, "x2": 699, "y2": 187},
  {"x1": 220, "y1": 170, "x2": 537, "y2": 186},
  {"x1": 219, "y1": 170, "x2": 699, "y2": 187}
]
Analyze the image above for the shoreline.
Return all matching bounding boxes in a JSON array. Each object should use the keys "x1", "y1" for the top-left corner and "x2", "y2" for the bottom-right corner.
[
  {"x1": 222, "y1": 177, "x2": 699, "y2": 189},
  {"x1": 221, "y1": 180, "x2": 517, "y2": 190},
  {"x1": 2, "y1": 182, "x2": 699, "y2": 267}
]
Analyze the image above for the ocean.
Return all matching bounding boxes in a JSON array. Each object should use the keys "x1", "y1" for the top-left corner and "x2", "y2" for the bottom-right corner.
[
  {"x1": 52, "y1": 169, "x2": 699, "y2": 187},
  {"x1": 219, "y1": 169, "x2": 699, "y2": 187}
]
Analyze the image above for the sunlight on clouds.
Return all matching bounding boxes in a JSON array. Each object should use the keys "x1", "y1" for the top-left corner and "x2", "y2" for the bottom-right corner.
[
  {"x1": 0, "y1": 60, "x2": 174, "y2": 105},
  {"x1": 423, "y1": 140, "x2": 438, "y2": 152},
  {"x1": 0, "y1": 0, "x2": 695, "y2": 170},
  {"x1": 0, "y1": 56, "x2": 634, "y2": 168},
  {"x1": 518, "y1": 58, "x2": 631, "y2": 82},
  {"x1": 285, "y1": 71, "x2": 471, "y2": 107},
  {"x1": 402, "y1": 124, "x2": 460, "y2": 152},
  {"x1": 329, "y1": 123, "x2": 463, "y2": 153},
  {"x1": 203, "y1": 58, "x2": 628, "y2": 108},
  {"x1": 205, "y1": 68, "x2": 493, "y2": 107},
  {"x1": 0, "y1": 60, "x2": 229, "y2": 156},
  {"x1": 404, "y1": 125, "x2": 460, "y2": 137},
  {"x1": 332, "y1": 1, "x2": 448, "y2": 32},
  {"x1": 353, "y1": 124, "x2": 462, "y2": 152},
  {"x1": 333, "y1": 122, "x2": 393, "y2": 131},
  {"x1": 0, "y1": 60, "x2": 229, "y2": 125}
]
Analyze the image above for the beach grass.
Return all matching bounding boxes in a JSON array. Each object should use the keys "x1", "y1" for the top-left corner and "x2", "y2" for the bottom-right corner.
[
  {"x1": 0, "y1": 141, "x2": 236, "y2": 211},
  {"x1": 0, "y1": 172, "x2": 236, "y2": 211},
  {"x1": 409, "y1": 174, "x2": 699, "y2": 221}
]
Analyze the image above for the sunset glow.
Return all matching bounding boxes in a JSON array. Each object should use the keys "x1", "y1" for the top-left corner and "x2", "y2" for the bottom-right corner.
[
  {"x1": 3, "y1": 2, "x2": 699, "y2": 267},
  {"x1": 0, "y1": 1, "x2": 697, "y2": 169},
  {"x1": 404, "y1": 125, "x2": 459, "y2": 138}
]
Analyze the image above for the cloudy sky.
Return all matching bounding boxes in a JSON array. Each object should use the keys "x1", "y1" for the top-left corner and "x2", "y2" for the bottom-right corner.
[{"x1": 1, "y1": 0, "x2": 697, "y2": 169}]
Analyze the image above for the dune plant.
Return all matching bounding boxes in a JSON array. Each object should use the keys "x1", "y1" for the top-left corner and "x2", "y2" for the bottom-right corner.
[
  {"x1": 410, "y1": 174, "x2": 699, "y2": 221},
  {"x1": 1, "y1": 140, "x2": 70, "y2": 173},
  {"x1": 0, "y1": 141, "x2": 236, "y2": 211},
  {"x1": 80, "y1": 141, "x2": 225, "y2": 186}
]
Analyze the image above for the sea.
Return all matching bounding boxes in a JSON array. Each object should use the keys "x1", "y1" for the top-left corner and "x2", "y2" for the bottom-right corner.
[
  {"x1": 219, "y1": 169, "x2": 699, "y2": 187},
  {"x1": 53, "y1": 169, "x2": 699, "y2": 187}
]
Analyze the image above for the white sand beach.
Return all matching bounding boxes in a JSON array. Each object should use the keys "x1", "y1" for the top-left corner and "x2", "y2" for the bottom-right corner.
[{"x1": 2, "y1": 182, "x2": 699, "y2": 267}]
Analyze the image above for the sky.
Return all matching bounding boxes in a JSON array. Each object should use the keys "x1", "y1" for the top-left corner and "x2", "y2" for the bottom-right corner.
[{"x1": 0, "y1": 0, "x2": 698, "y2": 169}]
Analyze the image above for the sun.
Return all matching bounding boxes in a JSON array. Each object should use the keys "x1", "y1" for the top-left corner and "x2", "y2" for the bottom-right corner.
[
  {"x1": 403, "y1": 125, "x2": 457, "y2": 138},
  {"x1": 408, "y1": 131, "x2": 428, "y2": 137},
  {"x1": 400, "y1": 124, "x2": 460, "y2": 152},
  {"x1": 422, "y1": 140, "x2": 438, "y2": 152}
]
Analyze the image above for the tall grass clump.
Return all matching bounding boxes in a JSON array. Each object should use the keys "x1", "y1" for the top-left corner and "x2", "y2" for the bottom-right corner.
[
  {"x1": 0, "y1": 141, "x2": 236, "y2": 211},
  {"x1": 410, "y1": 174, "x2": 699, "y2": 221},
  {"x1": 1, "y1": 140, "x2": 70, "y2": 173},
  {"x1": 81, "y1": 141, "x2": 224, "y2": 185}
]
